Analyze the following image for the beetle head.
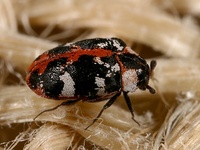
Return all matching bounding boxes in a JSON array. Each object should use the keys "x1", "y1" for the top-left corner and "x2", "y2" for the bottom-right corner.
[{"x1": 136, "y1": 60, "x2": 156, "y2": 94}]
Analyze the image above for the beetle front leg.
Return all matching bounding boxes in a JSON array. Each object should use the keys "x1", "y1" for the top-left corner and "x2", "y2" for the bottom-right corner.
[
  {"x1": 85, "y1": 92, "x2": 121, "y2": 130},
  {"x1": 123, "y1": 92, "x2": 140, "y2": 126}
]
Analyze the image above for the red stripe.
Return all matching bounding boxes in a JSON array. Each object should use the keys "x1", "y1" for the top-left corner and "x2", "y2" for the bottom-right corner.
[{"x1": 28, "y1": 48, "x2": 114, "y2": 75}]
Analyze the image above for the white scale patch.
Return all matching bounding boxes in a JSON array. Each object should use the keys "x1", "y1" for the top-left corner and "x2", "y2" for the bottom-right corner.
[
  {"x1": 39, "y1": 81, "x2": 44, "y2": 88},
  {"x1": 95, "y1": 77, "x2": 106, "y2": 96},
  {"x1": 111, "y1": 63, "x2": 120, "y2": 72},
  {"x1": 97, "y1": 42, "x2": 108, "y2": 48},
  {"x1": 112, "y1": 39, "x2": 124, "y2": 51},
  {"x1": 106, "y1": 63, "x2": 120, "y2": 77},
  {"x1": 94, "y1": 57, "x2": 104, "y2": 65},
  {"x1": 136, "y1": 68, "x2": 143, "y2": 74},
  {"x1": 59, "y1": 72, "x2": 75, "y2": 97},
  {"x1": 94, "y1": 57, "x2": 111, "y2": 68},
  {"x1": 122, "y1": 70, "x2": 138, "y2": 92},
  {"x1": 104, "y1": 63, "x2": 110, "y2": 68},
  {"x1": 59, "y1": 66, "x2": 65, "y2": 71},
  {"x1": 40, "y1": 83, "x2": 43, "y2": 88}
]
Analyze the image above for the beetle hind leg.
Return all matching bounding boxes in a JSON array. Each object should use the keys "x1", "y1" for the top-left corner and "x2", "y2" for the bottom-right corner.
[
  {"x1": 85, "y1": 92, "x2": 121, "y2": 130},
  {"x1": 33, "y1": 99, "x2": 80, "y2": 121}
]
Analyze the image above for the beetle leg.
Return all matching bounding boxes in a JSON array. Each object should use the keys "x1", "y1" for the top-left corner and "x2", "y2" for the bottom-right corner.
[
  {"x1": 33, "y1": 99, "x2": 80, "y2": 120},
  {"x1": 85, "y1": 92, "x2": 121, "y2": 130},
  {"x1": 123, "y1": 92, "x2": 140, "y2": 126}
]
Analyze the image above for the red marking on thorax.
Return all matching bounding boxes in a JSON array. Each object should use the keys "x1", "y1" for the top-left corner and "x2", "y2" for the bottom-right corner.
[{"x1": 115, "y1": 54, "x2": 128, "y2": 91}]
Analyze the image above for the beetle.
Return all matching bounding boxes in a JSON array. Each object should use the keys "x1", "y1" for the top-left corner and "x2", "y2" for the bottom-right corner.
[{"x1": 26, "y1": 37, "x2": 156, "y2": 129}]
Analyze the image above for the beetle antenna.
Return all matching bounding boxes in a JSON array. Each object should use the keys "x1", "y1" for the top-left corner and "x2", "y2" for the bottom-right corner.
[
  {"x1": 146, "y1": 85, "x2": 155, "y2": 94},
  {"x1": 150, "y1": 60, "x2": 157, "y2": 71},
  {"x1": 147, "y1": 60, "x2": 156, "y2": 94},
  {"x1": 150, "y1": 60, "x2": 156, "y2": 77}
]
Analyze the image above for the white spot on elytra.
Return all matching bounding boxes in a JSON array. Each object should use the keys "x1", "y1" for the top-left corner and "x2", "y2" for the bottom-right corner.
[
  {"x1": 95, "y1": 77, "x2": 106, "y2": 96},
  {"x1": 94, "y1": 57, "x2": 104, "y2": 65},
  {"x1": 94, "y1": 57, "x2": 111, "y2": 68},
  {"x1": 106, "y1": 73, "x2": 111, "y2": 77},
  {"x1": 104, "y1": 63, "x2": 110, "y2": 68},
  {"x1": 122, "y1": 70, "x2": 138, "y2": 92},
  {"x1": 40, "y1": 83, "x2": 43, "y2": 88},
  {"x1": 59, "y1": 72, "x2": 75, "y2": 97},
  {"x1": 111, "y1": 63, "x2": 120, "y2": 72},
  {"x1": 113, "y1": 39, "x2": 123, "y2": 51},
  {"x1": 97, "y1": 42, "x2": 108, "y2": 48},
  {"x1": 106, "y1": 63, "x2": 120, "y2": 77}
]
